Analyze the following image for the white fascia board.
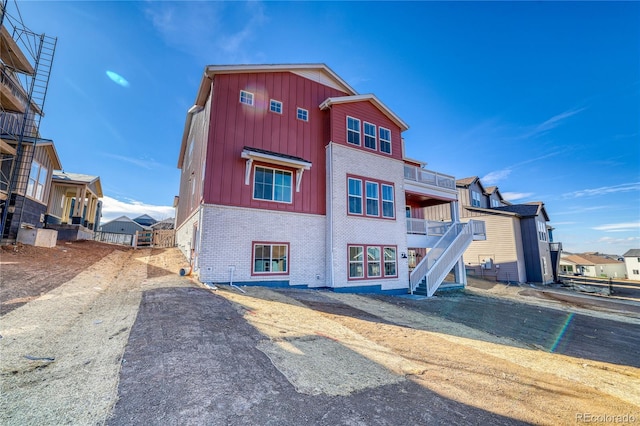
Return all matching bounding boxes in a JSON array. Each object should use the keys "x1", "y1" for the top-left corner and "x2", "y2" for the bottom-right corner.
[
  {"x1": 319, "y1": 94, "x2": 409, "y2": 131},
  {"x1": 241, "y1": 150, "x2": 312, "y2": 170}
]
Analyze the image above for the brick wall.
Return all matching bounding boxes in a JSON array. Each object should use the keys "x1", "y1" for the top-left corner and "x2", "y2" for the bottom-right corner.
[
  {"x1": 326, "y1": 143, "x2": 409, "y2": 291},
  {"x1": 197, "y1": 204, "x2": 326, "y2": 287}
]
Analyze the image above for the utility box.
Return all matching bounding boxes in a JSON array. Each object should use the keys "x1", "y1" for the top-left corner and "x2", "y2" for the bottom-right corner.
[{"x1": 17, "y1": 228, "x2": 58, "y2": 248}]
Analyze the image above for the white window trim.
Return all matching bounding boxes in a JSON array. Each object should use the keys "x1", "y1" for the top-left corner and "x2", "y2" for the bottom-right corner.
[
  {"x1": 363, "y1": 121, "x2": 377, "y2": 151},
  {"x1": 381, "y1": 184, "x2": 395, "y2": 218},
  {"x1": 252, "y1": 165, "x2": 294, "y2": 204},
  {"x1": 347, "y1": 116, "x2": 361, "y2": 146},
  {"x1": 297, "y1": 107, "x2": 309, "y2": 121},
  {"x1": 240, "y1": 90, "x2": 254, "y2": 106},
  {"x1": 471, "y1": 190, "x2": 481, "y2": 207},
  {"x1": 270, "y1": 99, "x2": 282, "y2": 114},
  {"x1": 379, "y1": 127, "x2": 392, "y2": 154},
  {"x1": 241, "y1": 148, "x2": 311, "y2": 192},
  {"x1": 365, "y1": 181, "x2": 380, "y2": 216}
]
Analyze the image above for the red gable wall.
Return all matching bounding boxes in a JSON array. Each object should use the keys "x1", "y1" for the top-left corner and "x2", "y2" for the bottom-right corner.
[
  {"x1": 204, "y1": 72, "x2": 347, "y2": 215},
  {"x1": 328, "y1": 101, "x2": 404, "y2": 161}
]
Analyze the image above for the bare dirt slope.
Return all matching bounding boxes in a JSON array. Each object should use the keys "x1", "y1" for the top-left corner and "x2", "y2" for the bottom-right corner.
[{"x1": 1, "y1": 243, "x2": 639, "y2": 425}]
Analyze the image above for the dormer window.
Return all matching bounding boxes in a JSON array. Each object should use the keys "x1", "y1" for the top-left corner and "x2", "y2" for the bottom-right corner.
[{"x1": 471, "y1": 190, "x2": 481, "y2": 207}]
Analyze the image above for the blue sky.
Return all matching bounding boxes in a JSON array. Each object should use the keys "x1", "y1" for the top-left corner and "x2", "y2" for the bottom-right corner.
[{"x1": 8, "y1": 1, "x2": 640, "y2": 255}]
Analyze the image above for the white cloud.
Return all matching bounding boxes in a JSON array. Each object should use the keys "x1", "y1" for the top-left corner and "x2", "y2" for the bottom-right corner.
[
  {"x1": 481, "y1": 169, "x2": 511, "y2": 185},
  {"x1": 562, "y1": 182, "x2": 640, "y2": 199},
  {"x1": 592, "y1": 221, "x2": 640, "y2": 232},
  {"x1": 501, "y1": 192, "x2": 533, "y2": 201},
  {"x1": 101, "y1": 153, "x2": 163, "y2": 170},
  {"x1": 99, "y1": 195, "x2": 174, "y2": 223}
]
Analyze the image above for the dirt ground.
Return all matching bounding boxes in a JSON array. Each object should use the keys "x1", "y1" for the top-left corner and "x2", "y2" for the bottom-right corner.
[{"x1": 1, "y1": 242, "x2": 639, "y2": 425}]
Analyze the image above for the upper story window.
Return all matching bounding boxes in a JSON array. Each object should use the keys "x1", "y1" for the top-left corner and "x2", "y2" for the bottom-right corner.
[
  {"x1": 297, "y1": 108, "x2": 308, "y2": 121},
  {"x1": 253, "y1": 166, "x2": 292, "y2": 203},
  {"x1": 27, "y1": 161, "x2": 47, "y2": 202},
  {"x1": 364, "y1": 122, "x2": 376, "y2": 150},
  {"x1": 240, "y1": 90, "x2": 254, "y2": 106},
  {"x1": 537, "y1": 221, "x2": 548, "y2": 242},
  {"x1": 347, "y1": 175, "x2": 395, "y2": 219},
  {"x1": 348, "y1": 177, "x2": 363, "y2": 214},
  {"x1": 381, "y1": 184, "x2": 395, "y2": 218},
  {"x1": 471, "y1": 190, "x2": 481, "y2": 207},
  {"x1": 491, "y1": 198, "x2": 500, "y2": 207},
  {"x1": 379, "y1": 127, "x2": 391, "y2": 154},
  {"x1": 270, "y1": 99, "x2": 282, "y2": 114},
  {"x1": 365, "y1": 181, "x2": 379, "y2": 216},
  {"x1": 253, "y1": 242, "x2": 288, "y2": 275},
  {"x1": 347, "y1": 116, "x2": 360, "y2": 145}
]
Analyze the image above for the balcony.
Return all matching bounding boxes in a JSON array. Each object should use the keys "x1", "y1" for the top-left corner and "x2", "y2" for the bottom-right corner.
[
  {"x1": 1, "y1": 67, "x2": 27, "y2": 113},
  {"x1": 404, "y1": 164, "x2": 457, "y2": 205},
  {"x1": 407, "y1": 218, "x2": 486, "y2": 249}
]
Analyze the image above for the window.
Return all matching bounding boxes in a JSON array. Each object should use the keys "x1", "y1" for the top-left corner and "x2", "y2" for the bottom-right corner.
[
  {"x1": 491, "y1": 199, "x2": 500, "y2": 207},
  {"x1": 406, "y1": 206, "x2": 411, "y2": 218},
  {"x1": 27, "y1": 161, "x2": 47, "y2": 202},
  {"x1": 348, "y1": 178, "x2": 363, "y2": 214},
  {"x1": 297, "y1": 108, "x2": 308, "y2": 121},
  {"x1": 471, "y1": 191, "x2": 481, "y2": 207},
  {"x1": 384, "y1": 247, "x2": 397, "y2": 276},
  {"x1": 633, "y1": 269, "x2": 639, "y2": 275},
  {"x1": 367, "y1": 246, "x2": 381, "y2": 277},
  {"x1": 364, "y1": 122, "x2": 376, "y2": 150},
  {"x1": 365, "y1": 181, "x2": 379, "y2": 216},
  {"x1": 379, "y1": 127, "x2": 391, "y2": 154},
  {"x1": 349, "y1": 246, "x2": 364, "y2": 278},
  {"x1": 253, "y1": 243, "x2": 288, "y2": 274},
  {"x1": 348, "y1": 244, "x2": 397, "y2": 279},
  {"x1": 347, "y1": 117, "x2": 360, "y2": 145},
  {"x1": 253, "y1": 166, "x2": 292, "y2": 203},
  {"x1": 537, "y1": 221, "x2": 548, "y2": 242},
  {"x1": 347, "y1": 175, "x2": 395, "y2": 219},
  {"x1": 240, "y1": 90, "x2": 254, "y2": 106},
  {"x1": 270, "y1": 99, "x2": 282, "y2": 114},
  {"x1": 381, "y1": 184, "x2": 395, "y2": 218}
]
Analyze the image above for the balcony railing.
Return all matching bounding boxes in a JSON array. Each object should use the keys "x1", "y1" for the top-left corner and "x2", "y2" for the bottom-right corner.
[
  {"x1": 404, "y1": 165, "x2": 455, "y2": 190},
  {"x1": 407, "y1": 218, "x2": 451, "y2": 236}
]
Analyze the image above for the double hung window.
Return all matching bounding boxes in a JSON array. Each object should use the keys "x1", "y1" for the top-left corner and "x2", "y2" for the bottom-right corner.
[
  {"x1": 364, "y1": 122, "x2": 376, "y2": 150},
  {"x1": 379, "y1": 127, "x2": 391, "y2": 154},
  {"x1": 347, "y1": 175, "x2": 394, "y2": 219},
  {"x1": 347, "y1": 117, "x2": 360, "y2": 145}
]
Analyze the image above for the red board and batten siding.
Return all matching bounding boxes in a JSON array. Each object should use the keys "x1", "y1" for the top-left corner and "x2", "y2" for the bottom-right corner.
[
  {"x1": 204, "y1": 72, "x2": 347, "y2": 215},
  {"x1": 328, "y1": 102, "x2": 404, "y2": 161}
]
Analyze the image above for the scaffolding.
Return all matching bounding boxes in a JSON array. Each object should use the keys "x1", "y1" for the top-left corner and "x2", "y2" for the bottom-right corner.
[{"x1": 0, "y1": 0, "x2": 57, "y2": 240}]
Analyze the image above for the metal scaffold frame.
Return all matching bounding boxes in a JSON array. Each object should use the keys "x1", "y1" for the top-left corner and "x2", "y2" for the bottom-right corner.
[{"x1": 0, "y1": 0, "x2": 57, "y2": 240}]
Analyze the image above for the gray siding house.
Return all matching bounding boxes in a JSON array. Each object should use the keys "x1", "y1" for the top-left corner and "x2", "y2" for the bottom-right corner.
[{"x1": 99, "y1": 216, "x2": 149, "y2": 236}]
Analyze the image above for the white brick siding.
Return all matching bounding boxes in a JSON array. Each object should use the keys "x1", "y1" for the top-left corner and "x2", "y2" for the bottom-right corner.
[
  {"x1": 326, "y1": 143, "x2": 409, "y2": 291},
  {"x1": 197, "y1": 204, "x2": 326, "y2": 286},
  {"x1": 175, "y1": 209, "x2": 201, "y2": 263}
]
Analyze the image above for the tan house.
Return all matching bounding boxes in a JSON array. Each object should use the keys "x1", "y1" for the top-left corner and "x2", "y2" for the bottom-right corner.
[
  {"x1": 423, "y1": 176, "x2": 560, "y2": 284},
  {"x1": 561, "y1": 253, "x2": 626, "y2": 279}
]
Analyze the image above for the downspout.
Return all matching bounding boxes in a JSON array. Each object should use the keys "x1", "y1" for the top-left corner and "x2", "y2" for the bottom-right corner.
[{"x1": 327, "y1": 142, "x2": 335, "y2": 288}]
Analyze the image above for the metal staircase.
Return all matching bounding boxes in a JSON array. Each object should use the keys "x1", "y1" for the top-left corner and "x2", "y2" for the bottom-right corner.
[
  {"x1": 410, "y1": 220, "x2": 484, "y2": 297},
  {"x1": 0, "y1": 1, "x2": 57, "y2": 240}
]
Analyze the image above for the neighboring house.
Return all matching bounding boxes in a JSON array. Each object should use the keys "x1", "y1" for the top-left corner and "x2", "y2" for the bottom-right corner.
[
  {"x1": 174, "y1": 64, "x2": 485, "y2": 296},
  {"x1": 560, "y1": 253, "x2": 626, "y2": 279},
  {"x1": 133, "y1": 214, "x2": 157, "y2": 227},
  {"x1": 622, "y1": 249, "x2": 640, "y2": 280},
  {"x1": 44, "y1": 171, "x2": 103, "y2": 240},
  {"x1": 151, "y1": 217, "x2": 175, "y2": 230},
  {"x1": 99, "y1": 215, "x2": 150, "y2": 236},
  {"x1": 0, "y1": 11, "x2": 57, "y2": 242},
  {"x1": 423, "y1": 176, "x2": 559, "y2": 285}
]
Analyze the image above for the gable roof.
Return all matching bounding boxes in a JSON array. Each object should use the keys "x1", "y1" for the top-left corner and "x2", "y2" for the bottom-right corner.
[
  {"x1": 623, "y1": 249, "x2": 640, "y2": 257},
  {"x1": 319, "y1": 94, "x2": 409, "y2": 131},
  {"x1": 564, "y1": 253, "x2": 624, "y2": 265},
  {"x1": 179, "y1": 63, "x2": 358, "y2": 169},
  {"x1": 52, "y1": 171, "x2": 103, "y2": 197},
  {"x1": 1, "y1": 134, "x2": 62, "y2": 170},
  {"x1": 490, "y1": 202, "x2": 550, "y2": 221}
]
